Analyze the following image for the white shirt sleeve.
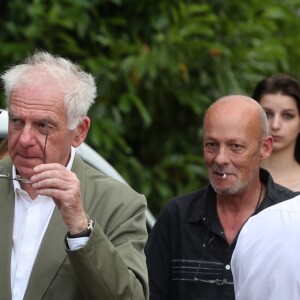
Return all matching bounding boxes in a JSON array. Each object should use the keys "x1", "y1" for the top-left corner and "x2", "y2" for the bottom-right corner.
[
  {"x1": 66, "y1": 236, "x2": 89, "y2": 251},
  {"x1": 231, "y1": 196, "x2": 300, "y2": 300}
]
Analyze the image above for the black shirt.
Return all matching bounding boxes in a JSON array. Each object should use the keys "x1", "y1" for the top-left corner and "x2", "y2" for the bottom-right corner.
[{"x1": 145, "y1": 169, "x2": 299, "y2": 300}]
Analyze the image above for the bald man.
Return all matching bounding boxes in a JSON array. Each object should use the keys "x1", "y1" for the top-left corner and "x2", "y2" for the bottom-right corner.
[{"x1": 145, "y1": 95, "x2": 299, "y2": 300}]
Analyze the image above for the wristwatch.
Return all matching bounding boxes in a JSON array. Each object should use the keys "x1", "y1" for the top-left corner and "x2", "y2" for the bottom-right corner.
[{"x1": 67, "y1": 218, "x2": 95, "y2": 238}]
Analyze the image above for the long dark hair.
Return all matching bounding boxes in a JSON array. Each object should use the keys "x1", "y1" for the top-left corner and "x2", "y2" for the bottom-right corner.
[{"x1": 252, "y1": 74, "x2": 300, "y2": 164}]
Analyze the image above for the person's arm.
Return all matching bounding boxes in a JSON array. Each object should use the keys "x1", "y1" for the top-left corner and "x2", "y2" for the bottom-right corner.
[
  {"x1": 67, "y1": 194, "x2": 149, "y2": 300},
  {"x1": 32, "y1": 163, "x2": 148, "y2": 300},
  {"x1": 145, "y1": 209, "x2": 172, "y2": 300}
]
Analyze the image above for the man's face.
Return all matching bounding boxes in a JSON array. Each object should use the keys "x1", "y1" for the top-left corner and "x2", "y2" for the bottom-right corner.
[
  {"x1": 203, "y1": 102, "x2": 264, "y2": 195},
  {"x1": 8, "y1": 81, "x2": 77, "y2": 179}
]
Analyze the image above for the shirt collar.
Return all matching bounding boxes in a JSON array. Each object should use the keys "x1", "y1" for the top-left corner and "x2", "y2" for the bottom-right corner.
[
  {"x1": 186, "y1": 168, "x2": 272, "y2": 223},
  {"x1": 186, "y1": 184, "x2": 216, "y2": 223}
]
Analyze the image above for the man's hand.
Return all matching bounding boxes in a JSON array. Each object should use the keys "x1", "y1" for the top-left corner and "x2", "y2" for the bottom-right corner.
[{"x1": 31, "y1": 163, "x2": 88, "y2": 235}]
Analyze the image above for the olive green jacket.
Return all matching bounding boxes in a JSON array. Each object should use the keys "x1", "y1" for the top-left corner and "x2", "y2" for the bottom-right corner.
[{"x1": 0, "y1": 155, "x2": 149, "y2": 299}]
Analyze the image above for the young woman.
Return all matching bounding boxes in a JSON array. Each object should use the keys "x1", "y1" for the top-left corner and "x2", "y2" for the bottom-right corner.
[{"x1": 252, "y1": 73, "x2": 300, "y2": 191}]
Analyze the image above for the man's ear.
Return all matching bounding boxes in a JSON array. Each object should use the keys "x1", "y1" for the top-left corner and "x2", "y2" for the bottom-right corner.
[
  {"x1": 72, "y1": 116, "x2": 90, "y2": 148},
  {"x1": 260, "y1": 135, "x2": 273, "y2": 161}
]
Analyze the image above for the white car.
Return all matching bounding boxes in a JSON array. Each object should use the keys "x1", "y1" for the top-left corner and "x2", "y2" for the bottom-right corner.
[{"x1": 0, "y1": 109, "x2": 155, "y2": 231}]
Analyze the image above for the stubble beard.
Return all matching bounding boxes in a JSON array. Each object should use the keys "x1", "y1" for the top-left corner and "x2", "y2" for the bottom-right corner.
[{"x1": 210, "y1": 168, "x2": 258, "y2": 196}]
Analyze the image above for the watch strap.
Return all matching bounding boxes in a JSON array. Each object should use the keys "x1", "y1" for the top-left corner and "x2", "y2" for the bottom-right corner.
[{"x1": 67, "y1": 218, "x2": 95, "y2": 238}]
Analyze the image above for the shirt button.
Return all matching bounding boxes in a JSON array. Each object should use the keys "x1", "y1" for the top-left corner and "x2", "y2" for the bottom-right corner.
[{"x1": 225, "y1": 264, "x2": 231, "y2": 270}]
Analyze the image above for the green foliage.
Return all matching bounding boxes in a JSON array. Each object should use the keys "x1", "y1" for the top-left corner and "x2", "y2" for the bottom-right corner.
[{"x1": 1, "y1": 0, "x2": 300, "y2": 215}]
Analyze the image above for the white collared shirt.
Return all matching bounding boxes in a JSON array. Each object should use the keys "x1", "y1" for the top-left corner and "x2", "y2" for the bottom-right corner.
[
  {"x1": 231, "y1": 195, "x2": 300, "y2": 300},
  {"x1": 11, "y1": 147, "x2": 76, "y2": 300}
]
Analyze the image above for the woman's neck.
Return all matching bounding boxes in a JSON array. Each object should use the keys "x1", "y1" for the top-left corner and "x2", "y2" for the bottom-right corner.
[
  {"x1": 261, "y1": 146, "x2": 300, "y2": 191},
  {"x1": 261, "y1": 146, "x2": 297, "y2": 174}
]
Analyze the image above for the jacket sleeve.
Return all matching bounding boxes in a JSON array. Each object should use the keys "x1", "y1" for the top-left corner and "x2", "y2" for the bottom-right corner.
[{"x1": 66, "y1": 194, "x2": 149, "y2": 300}]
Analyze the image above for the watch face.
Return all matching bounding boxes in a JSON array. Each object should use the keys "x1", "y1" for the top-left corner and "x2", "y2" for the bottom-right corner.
[{"x1": 87, "y1": 218, "x2": 95, "y2": 230}]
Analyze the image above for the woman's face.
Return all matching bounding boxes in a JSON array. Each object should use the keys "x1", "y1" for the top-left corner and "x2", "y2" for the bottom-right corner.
[{"x1": 259, "y1": 93, "x2": 300, "y2": 152}]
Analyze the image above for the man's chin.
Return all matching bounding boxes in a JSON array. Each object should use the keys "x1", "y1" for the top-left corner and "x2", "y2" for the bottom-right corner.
[{"x1": 211, "y1": 183, "x2": 240, "y2": 195}]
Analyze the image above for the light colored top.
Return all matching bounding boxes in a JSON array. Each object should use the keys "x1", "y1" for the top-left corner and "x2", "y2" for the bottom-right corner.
[
  {"x1": 231, "y1": 195, "x2": 300, "y2": 300},
  {"x1": 11, "y1": 147, "x2": 76, "y2": 300}
]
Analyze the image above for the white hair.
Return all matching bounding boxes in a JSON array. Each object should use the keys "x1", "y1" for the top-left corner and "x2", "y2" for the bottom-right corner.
[{"x1": 1, "y1": 51, "x2": 97, "y2": 130}]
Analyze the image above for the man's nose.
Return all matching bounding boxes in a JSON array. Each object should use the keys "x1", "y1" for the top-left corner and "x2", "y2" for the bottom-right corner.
[
  {"x1": 214, "y1": 146, "x2": 230, "y2": 165},
  {"x1": 18, "y1": 125, "x2": 36, "y2": 145}
]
